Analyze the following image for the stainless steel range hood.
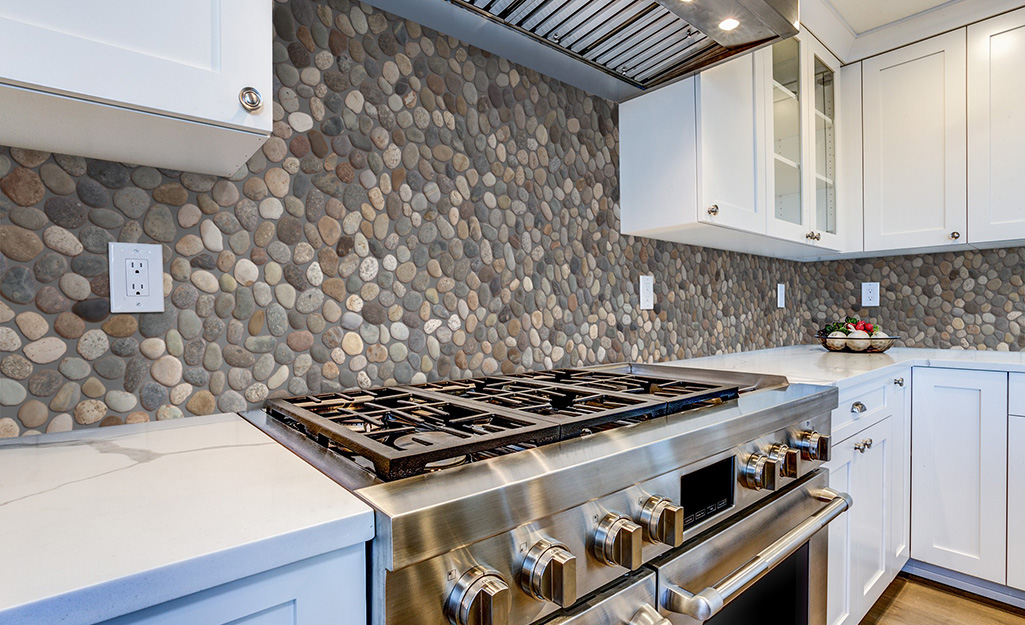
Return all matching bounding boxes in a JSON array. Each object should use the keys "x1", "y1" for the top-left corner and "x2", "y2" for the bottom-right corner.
[{"x1": 359, "y1": 0, "x2": 798, "y2": 101}]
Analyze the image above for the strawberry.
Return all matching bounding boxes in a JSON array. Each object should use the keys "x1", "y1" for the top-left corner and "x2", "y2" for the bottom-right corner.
[{"x1": 865, "y1": 322, "x2": 874, "y2": 333}]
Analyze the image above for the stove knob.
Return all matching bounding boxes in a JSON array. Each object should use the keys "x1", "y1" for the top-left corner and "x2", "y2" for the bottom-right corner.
[
  {"x1": 796, "y1": 431, "x2": 831, "y2": 461},
  {"x1": 445, "y1": 566, "x2": 510, "y2": 625},
  {"x1": 519, "y1": 539, "x2": 577, "y2": 606},
  {"x1": 740, "y1": 453, "x2": 778, "y2": 491},
  {"x1": 640, "y1": 496, "x2": 685, "y2": 547},
  {"x1": 593, "y1": 513, "x2": 643, "y2": 569},
  {"x1": 768, "y1": 443, "x2": 800, "y2": 478}
]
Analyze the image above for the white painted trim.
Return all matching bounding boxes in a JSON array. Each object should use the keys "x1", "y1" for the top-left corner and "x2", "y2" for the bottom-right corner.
[
  {"x1": 801, "y1": 0, "x2": 1025, "y2": 64},
  {"x1": 903, "y1": 560, "x2": 1025, "y2": 610}
]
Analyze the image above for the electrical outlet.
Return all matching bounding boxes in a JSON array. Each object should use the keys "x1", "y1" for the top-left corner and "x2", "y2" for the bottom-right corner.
[
  {"x1": 109, "y1": 242, "x2": 164, "y2": 312},
  {"x1": 777, "y1": 283, "x2": 785, "y2": 308},
  {"x1": 639, "y1": 275, "x2": 654, "y2": 310},
  {"x1": 127, "y1": 259, "x2": 150, "y2": 296},
  {"x1": 862, "y1": 282, "x2": 880, "y2": 307}
]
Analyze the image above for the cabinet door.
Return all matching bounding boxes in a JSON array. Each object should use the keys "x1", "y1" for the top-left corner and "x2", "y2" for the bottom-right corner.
[
  {"x1": 888, "y1": 371, "x2": 911, "y2": 575},
  {"x1": 0, "y1": 0, "x2": 271, "y2": 133},
  {"x1": 765, "y1": 36, "x2": 808, "y2": 243},
  {"x1": 911, "y1": 368, "x2": 1008, "y2": 584},
  {"x1": 698, "y1": 51, "x2": 768, "y2": 233},
  {"x1": 805, "y1": 36, "x2": 843, "y2": 252},
  {"x1": 863, "y1": 31, "x2": 967, "y2": 252},
  {"x1": 1009, "y1": 416, "x2": 1025, "y2": 591},
  {"x1": 967, "y1": 7, "x2": 1025, "y2": 244},
  {"x1": 826, "y1": 417, "x2": 894, "y2": 625}
]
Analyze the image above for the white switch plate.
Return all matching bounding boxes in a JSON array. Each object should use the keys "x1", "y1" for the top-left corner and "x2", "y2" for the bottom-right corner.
[
  {"x1": 777, "y1": 283, "x2": 785, "y2": 308},
  {"x1": 109, "y1": 242, "x2": 164, "y2": 312},
  {"x1": 639, "y1": 275, "x2": 654, "y2": 310},
  {"x1": 862, "y1": 282, "x2": 880, "y2": 307}
]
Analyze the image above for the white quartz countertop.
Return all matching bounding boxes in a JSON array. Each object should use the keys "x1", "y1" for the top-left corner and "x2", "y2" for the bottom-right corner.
[
  {"x1": 0, "y1": 413, "x2": 375, "y2": 625},
  {"x1": 664, "y1": 345, "x2": 1025, "y2": 386}
]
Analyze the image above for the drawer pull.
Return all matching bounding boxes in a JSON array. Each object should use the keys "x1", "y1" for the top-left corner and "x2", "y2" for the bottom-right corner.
[
  {"x1": 894, "y1": 377, "x2": 904, "y2": 387},
  {"x1": 851, "y1": 401, "x2": 867, "y2": 414},
  {"x1": 631, "y1": 604, "x2": 671, "y2": 625},
  {"x1": 854, "y1": 438, "x2": 873, "y2": 453}
]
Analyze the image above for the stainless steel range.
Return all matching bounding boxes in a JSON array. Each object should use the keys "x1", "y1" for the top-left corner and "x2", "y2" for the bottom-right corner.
[{"x1": 242, "y1": 363, "x2": 848, "y2": 625}]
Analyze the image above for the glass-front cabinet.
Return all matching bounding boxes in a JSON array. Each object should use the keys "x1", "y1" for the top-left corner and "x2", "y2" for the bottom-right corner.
[{"x1": 764, "y1": 32, "x2": 843, "y2": 250}]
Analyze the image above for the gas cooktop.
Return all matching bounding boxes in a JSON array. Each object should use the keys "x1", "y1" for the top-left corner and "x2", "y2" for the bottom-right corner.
[{"x1": 264, "y1": 363, "x2": 787, "y2": 481}]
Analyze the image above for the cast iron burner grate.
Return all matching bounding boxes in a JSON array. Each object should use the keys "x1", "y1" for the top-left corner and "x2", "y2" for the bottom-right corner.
[
  {"x1": 265, "y1": 365, "x2": 744, "y2": 481},
  {"x1": 265, "y1": 387, "x2": 560, "y2": 480}
]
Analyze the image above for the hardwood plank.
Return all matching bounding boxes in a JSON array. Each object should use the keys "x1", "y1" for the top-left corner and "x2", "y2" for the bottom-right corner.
[{"x1": 861, "y1": 576, "x2": 1025, "y2": 625}]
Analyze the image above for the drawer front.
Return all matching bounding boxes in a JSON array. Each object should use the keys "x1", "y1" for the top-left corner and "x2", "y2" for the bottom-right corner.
[
  {"x1": 832, "y1": 372, "x2": 905, "y2": 444},
  {"x1": 1011, "y1": 373, "x2": 1025, "y2": 416}
]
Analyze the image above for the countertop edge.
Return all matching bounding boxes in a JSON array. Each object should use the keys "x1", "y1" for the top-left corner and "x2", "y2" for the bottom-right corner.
[{"x1": 0, "y1": 510, "x2": 375, "y2": 625}]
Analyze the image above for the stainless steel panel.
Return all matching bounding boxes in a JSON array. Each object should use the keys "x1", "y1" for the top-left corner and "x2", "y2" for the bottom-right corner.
[{"x1": 538, "y1": 570, "x2": 659, "y2": 625}]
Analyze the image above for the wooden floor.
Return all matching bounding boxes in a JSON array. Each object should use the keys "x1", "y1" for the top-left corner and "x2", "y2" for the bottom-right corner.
[{"x1": 861, "y1": 576, "x2": 1025, "y2": 625}]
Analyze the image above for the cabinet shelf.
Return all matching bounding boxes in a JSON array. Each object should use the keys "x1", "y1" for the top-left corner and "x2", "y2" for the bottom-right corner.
[
  {"x1": 814, "y1": 109, "x2": 834, "y2": 126},
  {"x1": 773, "y1": 80, "x2": 798, "y2": 102}
]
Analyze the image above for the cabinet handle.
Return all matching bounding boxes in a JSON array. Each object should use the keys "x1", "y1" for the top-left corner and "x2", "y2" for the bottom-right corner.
[
  {"x1": 894, "y1": 377, "x2": 904, "y2": 387},
  {"x1": 851, "y1": 401, "x2": 867, "y2": 414},
  {"x1": 239, "y1": 86, "x2": 263, "y2": 112},
  {"x1": 853, "y1": 438, "x2": 873, "y2": 453},
  {"x1": 707, "y1": 205, "x2": 719, "y2": 216},
  {"x1": 950, "y1": 231, "x2": 961, "y2": 240},
  {"x1": 805, "y1": 231, "x2": 816, "y2": 240}
]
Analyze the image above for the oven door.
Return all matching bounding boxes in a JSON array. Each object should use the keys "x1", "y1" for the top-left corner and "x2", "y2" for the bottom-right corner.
[{"x1": 651, "y1": 469, "x2": 850, "y2": 625}]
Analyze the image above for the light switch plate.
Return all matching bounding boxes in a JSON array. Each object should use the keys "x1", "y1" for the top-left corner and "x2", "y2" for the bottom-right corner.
[
  {"x1": 109, "y1": 242, "x2": 164, "y2": 312},
  {"x1": 777, "y1": 283, "x2": 785, "y2": 308},
  {"x1": 862, "y1": 282, "x2": 880, "y2": 307},
  {"x1": 639, "y1": 275, "x2": 654, "y2": 310}
]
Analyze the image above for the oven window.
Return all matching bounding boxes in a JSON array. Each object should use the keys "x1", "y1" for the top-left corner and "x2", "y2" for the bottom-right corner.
[{"x1": 708, "y1": 542, "x2": 810, "y2": 625}]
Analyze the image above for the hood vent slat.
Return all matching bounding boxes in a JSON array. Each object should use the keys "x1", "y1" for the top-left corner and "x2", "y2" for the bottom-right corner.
[{"x1": 443, "y1": 0, "x2": 797, "y2": 94}]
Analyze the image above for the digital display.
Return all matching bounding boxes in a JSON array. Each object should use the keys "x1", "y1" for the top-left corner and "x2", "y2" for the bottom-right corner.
[{"x1": 680, "y1": 456, "x2": 735, "y2": 529}]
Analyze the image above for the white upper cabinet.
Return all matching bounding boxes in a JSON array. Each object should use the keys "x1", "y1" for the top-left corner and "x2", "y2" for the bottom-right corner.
[
  {"x1": 620, "y1": 30, "x2": 849, "y2": 260},
  {"x1": 862, "y1": 31, "x2": 968, "y2": 252},
  {"x1": 967, "y1": 7, "x2": 1025, "y2": 245},
  {"x1": 765, "y1": 33, "x2": 843, "y2": 251},
  {"x1": 698, "y1": 52, "x2": 767, "y2": 234},
  {"x1": 0, "y1": 0, "x2": 271, "y2": 176}
]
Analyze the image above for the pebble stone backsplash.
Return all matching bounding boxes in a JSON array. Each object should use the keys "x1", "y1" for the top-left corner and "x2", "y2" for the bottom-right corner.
[{"x1": 0, "y1": 0, "x2": 1022, "y2": 437}]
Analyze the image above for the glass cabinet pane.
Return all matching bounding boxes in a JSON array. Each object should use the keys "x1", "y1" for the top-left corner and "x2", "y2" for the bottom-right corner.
[
  {"x1": 814, "y1": 56, "x2": 836, "y2": 235},
  {"x1": 772, "y1": 39, "x2": 802, "y2": 226}
]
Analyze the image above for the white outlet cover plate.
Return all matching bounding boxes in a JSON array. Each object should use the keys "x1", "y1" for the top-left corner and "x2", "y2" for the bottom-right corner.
[
  {"x1": 639, "y1": 275, "x2": 654, "y2": 310},
  {"x1": 777, "y1": 283, "x2": 785, "y2": 308},
  {"x1": 862, "y1": 282, "x2": 880, "y2": 307},
  {"x1": 109, "y1": 242, "x2": 164, "y2": 313}
]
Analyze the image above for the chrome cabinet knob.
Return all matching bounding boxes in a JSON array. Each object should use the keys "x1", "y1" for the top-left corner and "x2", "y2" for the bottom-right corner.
[
  {"x1": 740, "y1": 453, "x2": 778, "y2": 491},
  {"x1": 445, "y1": 566, "x2": 510, "y2": 625},
  {"x1": 707, "y1": 204, "x2": 720, "y2": 215},
  {"x1": 894, "y1": 377, "x2": 905, "y2": 387},
  {"x1": 854, "y1": 438, "x2": 874, "y2": 453},
  {"x1": 520, "y1": 539, "x2": 576, "y2": 607},
  {"x1": 594, "y1": 513, "x2": 643, "y2": 569},
  {"x1": 795, "y1": 431, "x2": 831, "y2": 462},
  {"x1": 851, "y1": 401, "x2": 867, "y2": 414},
  {"x1": 238, "y1": 86, "x2": 263, "y2": 112},
  {"x1": 950, "y1": 231, "x2": 961, "y2": 240},
  {"x1": 806, "y1": 231, "x2": 817, "y2": 240},
  {"x1": 631, "y1": 604, "x2": 671, "y2": 625},
  {"x1": 640, "y1": 496, "x2": 685, "y2": 547},
  {"x1": 768, "y1": 443, "x2": 800, "y2": 478}
]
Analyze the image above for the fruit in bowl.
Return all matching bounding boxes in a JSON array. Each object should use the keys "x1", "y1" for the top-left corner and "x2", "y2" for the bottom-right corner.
[{"x1": 817, "y1": 317, "x2": 894, "y2": 353}]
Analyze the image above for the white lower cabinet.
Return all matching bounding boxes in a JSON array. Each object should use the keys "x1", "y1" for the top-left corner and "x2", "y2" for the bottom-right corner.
[
  {"x1": 1009, "y1": 415, "x2": 1025, "y2": 591},
  {"x1": 910, "y1": 368, "x2": 1008, "y2": 584},
  {"x1": 826, "y1": 416, "x2": 895, "y2": 625},
  {"x1": 102, "y1": 546, "x2": 366, "y2": 625}
]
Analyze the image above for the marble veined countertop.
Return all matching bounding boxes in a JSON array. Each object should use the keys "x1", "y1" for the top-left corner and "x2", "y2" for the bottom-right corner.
[
  {"x1": 0, "y1": 413, "x2": 374, "y2": 625},
  {"x1": 664, "y1": 345, "x2": 1025, "y2": 386}
]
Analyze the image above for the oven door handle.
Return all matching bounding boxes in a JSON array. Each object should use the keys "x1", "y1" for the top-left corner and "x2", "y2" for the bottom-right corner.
[{"x1": 661, "y1": 489, "x2": 852, "y2": 622}]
